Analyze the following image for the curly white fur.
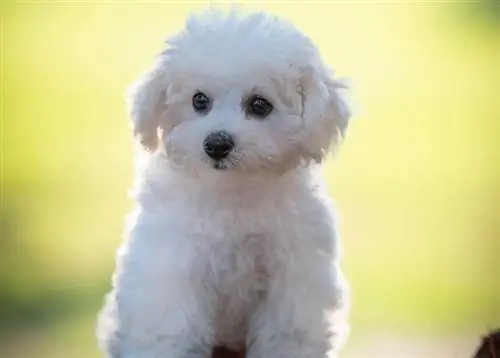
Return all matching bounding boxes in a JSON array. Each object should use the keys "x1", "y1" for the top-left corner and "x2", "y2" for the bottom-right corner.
[{"x1": 97, "y1": 9, "x2": 351, "y2": 358}]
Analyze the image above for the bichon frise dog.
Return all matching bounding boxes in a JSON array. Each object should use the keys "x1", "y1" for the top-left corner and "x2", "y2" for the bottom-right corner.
[{"x1": 98, "y1": 9, "x2": 351, "y2": 358}]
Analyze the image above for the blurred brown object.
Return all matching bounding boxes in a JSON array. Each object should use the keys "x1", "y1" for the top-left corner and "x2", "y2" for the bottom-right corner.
[
  {"x1": 473, "y1": 329, "x2": 500, "y2": 358},
  {"x1": 212, "y1": 346, "x2": 245, "y2": 358}
]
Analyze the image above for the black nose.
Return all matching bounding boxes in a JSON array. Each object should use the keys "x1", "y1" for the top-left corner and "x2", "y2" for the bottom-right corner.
[{"x1": 203, "y1": 131, "x2": 235, "y2": 160}]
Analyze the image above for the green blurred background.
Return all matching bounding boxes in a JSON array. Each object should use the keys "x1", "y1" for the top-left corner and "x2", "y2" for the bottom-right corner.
[{"x1": 1, "y1": 1, "x2": 499, "y2": 357}]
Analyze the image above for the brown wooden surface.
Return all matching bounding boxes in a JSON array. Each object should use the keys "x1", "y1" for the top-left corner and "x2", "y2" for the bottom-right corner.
[
  {"x1": 212, "y1": 346, "x2": 245, "y2": 358},
  {"x1": 473, "y1": 330, "x2": 500, "y2": 358}
]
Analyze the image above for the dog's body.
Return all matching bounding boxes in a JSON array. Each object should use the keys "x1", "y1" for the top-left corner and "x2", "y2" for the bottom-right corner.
[{"x1": 98, "y1": 10, "x2": 351, "y2": 358}]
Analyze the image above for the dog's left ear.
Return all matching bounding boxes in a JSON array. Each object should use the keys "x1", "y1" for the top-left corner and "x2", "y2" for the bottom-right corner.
[
  {"x1": 299, "y1": 63, "x2": 351, "y2": 163},
  {"x1": 126, "y1": 62, "x2": 169, "y2": 151}
]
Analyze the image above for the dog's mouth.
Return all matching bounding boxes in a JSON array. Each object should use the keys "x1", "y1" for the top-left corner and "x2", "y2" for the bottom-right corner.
[
  {"x1": 201, "y1": 156, "x2": 233, "y2": 171},
  {"x1": 212, "y1": 160, "x2": 229, "y2": 170},
  {"x1": 203, "y1": 153, "x2": 243, "y2": 171}
]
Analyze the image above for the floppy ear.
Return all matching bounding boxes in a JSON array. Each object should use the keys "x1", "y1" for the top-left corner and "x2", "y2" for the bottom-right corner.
[
  {"x1": 126, "y1": 64, "x2": 169, "y2": 151},
  {"x1": 300, "y1": 64, "x2": 351, "y2": 163}
]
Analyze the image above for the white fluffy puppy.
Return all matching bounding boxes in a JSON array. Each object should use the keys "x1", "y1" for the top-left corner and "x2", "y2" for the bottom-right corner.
[{"x1": 98, "y1": 9, "x2": 351, "y2": 358}]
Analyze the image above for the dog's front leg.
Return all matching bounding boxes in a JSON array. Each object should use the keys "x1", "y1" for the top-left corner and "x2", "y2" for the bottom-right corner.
[
  {"x1": 246, "y1": 257, "x2": 349, "y2": 358},
  {"x1": 97, "y1": 236, "x2": 215, "y2": 358},
  {"x1": 98, "y1": 277, "x2": 215, "y2": 358}
]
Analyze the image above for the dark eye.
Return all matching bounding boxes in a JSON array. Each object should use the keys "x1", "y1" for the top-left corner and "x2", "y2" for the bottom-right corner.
[
  {"x1": 247, "y1": 96, "x2": 273, "y2": 118},
  {"x1": 192, "y1": 92, "x2": 211, "y2": 113}
]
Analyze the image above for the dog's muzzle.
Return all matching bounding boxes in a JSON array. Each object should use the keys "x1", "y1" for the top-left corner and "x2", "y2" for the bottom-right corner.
[{"x1": 203, "y1": 130, "x2": 235, "y2": 161}]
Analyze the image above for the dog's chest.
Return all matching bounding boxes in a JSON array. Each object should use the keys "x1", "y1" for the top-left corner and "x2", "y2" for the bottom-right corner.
[
  {"x1": 170, "y1": 191, "x2": 297, "y2": 346},
  {"x1": 208, "y1": 234, "x2": 268, "y2": 348}
]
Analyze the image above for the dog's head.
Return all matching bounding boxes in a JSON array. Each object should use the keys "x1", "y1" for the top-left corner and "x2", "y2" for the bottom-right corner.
[{"x1": 128, "y1": 10, "x2": 350, "y2": 175}]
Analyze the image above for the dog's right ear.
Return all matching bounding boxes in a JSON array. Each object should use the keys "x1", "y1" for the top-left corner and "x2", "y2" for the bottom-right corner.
[{"x1": 126, "y1": 64, "x2": 169, "y2": 151}]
